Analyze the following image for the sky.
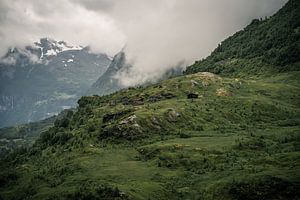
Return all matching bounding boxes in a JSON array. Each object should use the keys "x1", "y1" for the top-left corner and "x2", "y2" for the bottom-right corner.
[{"x1": 0, "y1": 0, "x2": 288, "y2": 86}]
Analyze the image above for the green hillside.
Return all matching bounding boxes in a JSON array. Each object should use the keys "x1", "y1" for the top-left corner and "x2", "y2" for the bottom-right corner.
[
  {"x1": 0, "y1": 0, "x2": 299, "y2": 199},
  {"x1": 1, "y1": 71, "x2": 299, "y2": 199},
  {"x1": 0, "y1": 110, "x2": 72, "y2": 157},
  {"x1": 185, "y1": 0, "x2": 300, "y2": 76}
]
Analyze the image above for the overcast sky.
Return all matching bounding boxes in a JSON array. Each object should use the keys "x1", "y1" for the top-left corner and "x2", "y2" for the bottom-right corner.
[{"x1": 0, "y1": 0, "x2": 288, "y2": 86}]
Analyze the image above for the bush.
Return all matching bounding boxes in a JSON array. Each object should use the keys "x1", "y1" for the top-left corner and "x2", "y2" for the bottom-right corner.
[
  {"x1": 54, "y1": 118, "x2": 70, "y2": 128},
  {"x1": 39, "y1": 130, "x2": 73, "y2": 146},
  {"x1": 229, "y1": 176, "x2": 299, "y2": 200},
  {"x1": 61, "y1": 183, "x2": 129, "y2": 200}
]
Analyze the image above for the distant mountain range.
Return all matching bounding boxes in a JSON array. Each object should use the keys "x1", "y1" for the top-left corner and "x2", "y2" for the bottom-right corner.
[{"x1": 0, "y1": 38, "x2": 111, "y2": 127}]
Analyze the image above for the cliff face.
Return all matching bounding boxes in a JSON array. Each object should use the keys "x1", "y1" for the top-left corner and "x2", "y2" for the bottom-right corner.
[{"x1": 88, "y1": 51, "x2": 128, "y2": 96}]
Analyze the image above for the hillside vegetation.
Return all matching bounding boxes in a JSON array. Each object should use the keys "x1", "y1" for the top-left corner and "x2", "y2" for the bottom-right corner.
[
  {"x1": 0, "y1": 0, "x2": 299, "y2": 199},
  {"x1": 0, "y1": 110, "x2": 71, "y2": 157},
  {"x1": 0, "y1": 70, "x2": 299, "y2": 199},
  {"x1": 185, "y1": 0, "x2": 300, "y2": 76}
]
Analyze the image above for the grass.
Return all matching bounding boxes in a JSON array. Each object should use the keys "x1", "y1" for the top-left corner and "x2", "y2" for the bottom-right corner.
[{"x1": 0, "y1": 71, "x2": 299, "y2": 199}]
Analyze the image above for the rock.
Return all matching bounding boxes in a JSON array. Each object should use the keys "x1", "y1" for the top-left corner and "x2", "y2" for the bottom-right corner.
[
  {"x1": 151, "y1": 116, "x2": 161, "y2": 130},
  {"x1": 151, "y1": 116, "x2": 160, "y2": 125},
  {"x1": 119, "y1": 115, "x2": 137, "y2": 125},
  {"x1": 216, "y1": 88, "x2": 232, "y2": 97},
  {"x1": 167, "y1": 108, "x2": 180, "y2": 122},
  {"x1": 191, "y1": 80, "x2": 199, "y2": 87},
  {"x1": 102, "y1": 110, "x2": 132, "y2": 123},
  {"x1": 121, "y1": 97, "x2": 129, "y2": 105},
  {"x1": 100, "y1": 118, "x2": 143, "y2": 141}
]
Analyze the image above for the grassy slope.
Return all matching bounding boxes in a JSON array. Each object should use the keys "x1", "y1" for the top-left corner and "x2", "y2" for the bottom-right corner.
[
  {"x1": 0, "y1": 71, "x2": 299, "y2": 199},
  {"x1": 1, "y1": 1, "x2": 300, "y2": 199}
]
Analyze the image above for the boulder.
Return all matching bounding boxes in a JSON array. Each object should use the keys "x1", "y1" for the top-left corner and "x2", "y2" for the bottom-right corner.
[{"x1": 167, "y1": 108, "x2": 180, "y2": 122}]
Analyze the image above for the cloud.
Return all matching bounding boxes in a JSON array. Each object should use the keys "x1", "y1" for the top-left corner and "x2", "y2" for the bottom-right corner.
[
  {"x1": 0, "y1": 0, "x2": 125, "y2": 56},
  {"x1": 0, "y1": 56, "x2": 16, "y2": 65},
  {"x1": 109, "y1": 0, "x2": 288, "y2": 86},
  {"x1": 0, "y1": 0, "x2": 288, "y2": 86},
  {"x1": 72, "y1": 0, "x2": 114, "y2": 12}
]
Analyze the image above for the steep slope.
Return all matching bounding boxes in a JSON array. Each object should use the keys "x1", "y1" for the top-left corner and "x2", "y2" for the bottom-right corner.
[
  {"x1": 0, "y1": 1, "x2": 299, "y2": 200},
  {"x1": 0, "y1": 38, "x2": 111, "y2": 127},
  {"x1": 89, "y1": 51, "x2": 128, "y2": 96},
  {"x1": 89, "y1": 51, "x2": 184, "y2": 96},
  {"x1": 185, "y1": 0, "x2": 300, "y2": 76}
]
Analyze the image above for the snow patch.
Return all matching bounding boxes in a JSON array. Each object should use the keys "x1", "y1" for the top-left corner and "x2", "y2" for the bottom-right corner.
[
  {"x1": 45, "y1": 49, "x2": 57, "y2": 56},
  {"x1": 39, "y1": 47, "x2": 44, "y2": 59},
  {"x1": 57, "y1": 43, "x2": 82, "y2": 52}
]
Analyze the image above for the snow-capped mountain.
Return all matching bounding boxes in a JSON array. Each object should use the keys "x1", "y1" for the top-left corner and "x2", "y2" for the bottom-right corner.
[
  {"x1": 1, "y1": 38, "x2": 85, "y2": 66},
  {"x1": 0, "y1": 38, "x2": 111, "y2": 127},
  {"x1": 36, "y1": 38, "x2": 83, "y2": 58}
]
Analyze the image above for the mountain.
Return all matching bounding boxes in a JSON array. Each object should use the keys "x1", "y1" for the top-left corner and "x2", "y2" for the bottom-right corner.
[
  {"x1": 185, "y1": 0, "x2": 300, "y2": 76},
  {"x1": 88, "y1": 51, "x2": 128, "y2": 96},
  {"x1": 89, "y1": 51, "x2": 184, "y2": 96},
  {"x1": 0, "y1": 1, "x2": 299, "y2": 200},
  {"x1": 0, "y1": 38, "x2": 111, "y2": 127}
]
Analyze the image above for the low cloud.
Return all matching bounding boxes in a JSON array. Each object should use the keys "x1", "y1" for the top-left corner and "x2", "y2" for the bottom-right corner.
[{"x1": 0, "y1": 0, "x2": 288, "y2": 86}]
